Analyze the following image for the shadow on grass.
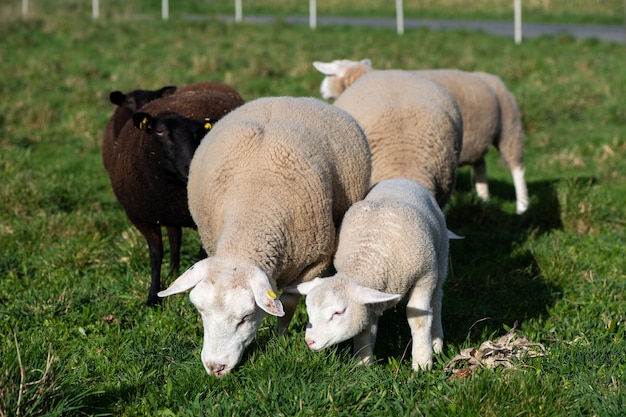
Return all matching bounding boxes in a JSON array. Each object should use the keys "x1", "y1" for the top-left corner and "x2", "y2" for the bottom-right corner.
[{"x1": 375, "y1": 174, "x2": 565, "y2": 361}]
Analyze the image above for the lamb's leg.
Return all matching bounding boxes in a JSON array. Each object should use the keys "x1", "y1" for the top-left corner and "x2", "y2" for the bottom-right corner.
[
  {"x1": 166, "y1": 226, "x2": 182, "y2": 277},
  {"x1": 473, "y1": 158, "x2": 489, "y2": 201},
  {"x1": 511, "y1": 165, "x2": 529, "y2": 214},
  {"x1": 406, "y1": 282, "x2": 435, "y2": 371},
  {"x1": 134, "y1": 222, "x2": 164, "y2": 306},
  {"x1": 353, "y1": 315, "x2": 377, "y2": 365},
  {"x1": 430, "y1": 279, "x2": 444, "y2": 354},
  {"x1": 276, "y1": 292, "x2": 300, "y2": 335}
]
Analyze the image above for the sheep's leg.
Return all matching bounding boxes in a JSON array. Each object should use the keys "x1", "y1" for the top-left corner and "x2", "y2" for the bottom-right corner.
[
  {"x1": 511, "y1": 165, "x2": 529, "y2": 214},
  {"x1": 276, "y1": 292, "x2": 300, "y2": 335},
  {"x1": 473, "y1": 158, "x2": 489, "y2": 201},
  {"x1": 353, "y1": 316, "x2": 377, "y2": 365},
  {"x1": 406, "y1": 281, "x2": 435, "y2": 371},
  {"x1": 430, "y1": 278, "x2": 444, "y2": 354},
  {"x1": 134, "y1": 222, "x2": 164, "y2": 306},
  {"x1": 166, "y1": 226, "x2": 182, "y2": 277}
]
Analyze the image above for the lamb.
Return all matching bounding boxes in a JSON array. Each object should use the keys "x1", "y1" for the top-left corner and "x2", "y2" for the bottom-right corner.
[
  {"x1": 287, "y1": 178, "x2": 449, "y2": 371},
  {"x1": 313, "y1": 59, "x2": 463, "y2": 209},
  {"x1": 103, "y1": 81, "x2": 242, "y2": 173},
  {"x1": 315, "y1": 59, "x2": 529, "y2": 214},
  {"x1": 106, "y1": 90, "x2": 245, "y2": 306},
  {"x1": 157, "y1": 96, "x2": 372, "y2": 377}
]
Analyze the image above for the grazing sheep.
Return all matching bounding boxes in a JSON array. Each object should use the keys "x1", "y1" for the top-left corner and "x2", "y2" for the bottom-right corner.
[
  {"x1": 103, "y1": 81, "x2": 242, "y2": 173},
  {"x1": 157, "y1": 96, "x2": 372, "y2": 377},
  {"x1": 106, "y1": 90, "x2": 245, "y2": 306},
  {"x1": 288, "y1": 178, "x2": 449, "y2": 371},
  {"x1": 315, "y1": 59, "x2": 529, "y2": 214},
  {"x1": 313, "y1": 59, "x2": 463, "y2": 208},
  {"x1": 416, "y1": 69, "x2": 529, "y2": 214}
]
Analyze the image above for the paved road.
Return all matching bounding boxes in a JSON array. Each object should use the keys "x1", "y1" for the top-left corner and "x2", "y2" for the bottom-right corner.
[{"x1": 214, "y1": 14, "x2": 625, "y2": 44}]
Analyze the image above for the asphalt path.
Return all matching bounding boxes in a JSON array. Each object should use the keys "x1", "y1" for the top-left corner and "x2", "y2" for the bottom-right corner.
[{"x1": 213, "y1": 14, "x2": 625, "y2": 44}]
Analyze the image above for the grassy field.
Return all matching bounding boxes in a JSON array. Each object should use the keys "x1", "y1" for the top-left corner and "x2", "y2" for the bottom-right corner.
[
  {"x1": 1, "y1": 0, "x2": 624, "y2": 24},
  {"x1": 1, "y1": 8, "x2": 625, "y2": 417}
]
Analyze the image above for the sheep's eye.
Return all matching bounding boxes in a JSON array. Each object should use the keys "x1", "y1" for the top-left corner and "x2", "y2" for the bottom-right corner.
[
  {"x1": 155, "y1": 129, "x2": 165, "y2": 136},
  {"x1": 237, "y1": 312, "x2": 253, "y2": 327},
  {"x1": 331, "y1": 308, "x2": 346, "y2": 321}
]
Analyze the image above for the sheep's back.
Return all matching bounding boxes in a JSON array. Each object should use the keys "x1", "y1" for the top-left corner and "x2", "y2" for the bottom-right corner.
[
  {"x1": 416, "y1": 69, "x2": 501, "y2": 165},
  {"x1": 174, "y1": 81, "x2": 244, "y2": 102},
  {"x1": 187, "y1": 96, "x2": 371, "y2": 287},
  {"x1": 334, "y1": 70, "x2": 462, "y2": 207},
  {"x1": 334, "y1": 179, "x2": 446, "y2": 304},
  {"x1": 138, "y1": 90, "x2": 244, "y2": 122}
]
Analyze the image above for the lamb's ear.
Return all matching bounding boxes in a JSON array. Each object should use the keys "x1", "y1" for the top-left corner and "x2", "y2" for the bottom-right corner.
[
  {"x1": 447, "y1": 230, "x2": 465, "y2": 239},
  {"x1": 283, "y1": 277, "x2": 325, "y2": 295},
  {"x1": 132, "y1": 112, "x2": 155, "y2": 133},
  {"x1": 249, "y1": 267, "x2": 285, "y2": 317},
  {"x1": 348, "y1": 284, "x2": 401, "y2": 305},
  {"x1": 312, "y1": 61, "x2": 339, "y2": 76},
  {"x1": 158, "y1": 259, "x2": 210, "y2": 297},
  {"x1": 360, "y1": 58, "x2": 372, "y2": 67}
]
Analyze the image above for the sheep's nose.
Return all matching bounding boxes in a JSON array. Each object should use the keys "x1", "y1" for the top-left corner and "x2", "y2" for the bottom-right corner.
[
  {"x1": 206, "y1": 363, "x2": 227, "y2": 378},
  {"x1": 305, "y1": 337, "x2": 316, "y2": 349}
]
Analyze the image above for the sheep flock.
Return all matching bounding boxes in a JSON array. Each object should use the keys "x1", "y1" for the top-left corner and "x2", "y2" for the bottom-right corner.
[{"x1": 103, "y1": 58, "x2": 529, "y2": 377}]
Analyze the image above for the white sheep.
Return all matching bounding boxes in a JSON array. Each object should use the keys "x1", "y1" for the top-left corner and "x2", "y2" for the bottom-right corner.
[
  {"x1": 315, "y1": 59, "x2": 529, "y2": 214},
  {"x1": 313, "y1": 59, "x2": 463, "y2": 209},
  {"x1": 157, "y1": 96, "x2": 372, "y2": 377},
  {"x1": 287, "y1": 178, "x2": 449, "y2": 371}
]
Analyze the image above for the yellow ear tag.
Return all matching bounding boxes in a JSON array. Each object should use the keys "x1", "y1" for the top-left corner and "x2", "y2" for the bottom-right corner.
[
  {"x1": 139, "y1": 117, "x2": 148, "y2": 131},
  {"x1": 266, "y1": 290, "x2": 277, "y2": 300},
  {"x1": 204, "y1": 118, "x2": 212, "y2": 130}
]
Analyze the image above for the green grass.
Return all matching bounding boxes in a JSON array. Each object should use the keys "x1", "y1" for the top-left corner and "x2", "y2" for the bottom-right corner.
[{"x1": 1, "y1": 10, "x2": 625, "y2": 417}]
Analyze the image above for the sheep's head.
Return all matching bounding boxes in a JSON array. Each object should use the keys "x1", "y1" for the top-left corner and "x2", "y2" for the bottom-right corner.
[
  {"x1": 109, "y1": 85, "x2": 176, "y2": 112},
  {"x1": 312, "y1": 59, "x2": 372, "y2": 100},
  {"x1": 132, "y1": 111, "x2": 212, "y2": 184},
  {"x1": 288, "y1": 277, "x2": 399, "y2": 351},
  {"x1": 158, "y1": 257, "x2": 284, "y2": 378}
]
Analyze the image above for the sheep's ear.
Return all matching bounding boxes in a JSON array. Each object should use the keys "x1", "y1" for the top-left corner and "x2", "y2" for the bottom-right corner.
[
  {"x1": 360, "y1": 58, "x2": 372, "y2": 67},
  {"x1": 347, "y1": 284, "x2": 401, "y2": 305},
  {"x1": 283, "y1": 277, "x2": 325, "y2": 295},
  {"x1": 158, "y1": 259, "x2": 210, "y2": 297},
  {"x1": 132, "y1": 112, "x2": 155, "y2": 133},
  {"x1": 109, "y1": 91, "x2": 125, "y2": 105},
  {"x1": 158, "y1": 85, "x2": 177, "y2": 97},
  {"x1": 447, "y1": 230, "x2": 465, "y2": 239},
  {"x1": 312, "y1": 61, "x2": 339, "y2": 76},
  {"x1": 249, "y1": 267, "x2": 285, "y2": 317}
]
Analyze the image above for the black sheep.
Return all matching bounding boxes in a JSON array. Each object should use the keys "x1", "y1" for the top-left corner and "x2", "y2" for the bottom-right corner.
[
  {"x1": 102, "y1": 81, "x2": 242, "y2": 173},
  {"x1": 105, "y1": 90, "x2": 245, "y2": 305}
]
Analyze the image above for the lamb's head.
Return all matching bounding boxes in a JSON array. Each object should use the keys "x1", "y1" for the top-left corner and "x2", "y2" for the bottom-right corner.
[
  {"x1": 291, "y1": 277, "x2": 399, "y2": 351},
  {"x1": 158, "y1": 257, "x2": 284, "y2": 378},
  {"x1": 312, "y1": 59, "x2": 372, "y2": 100},
  {"x1": 132, "y1": 111, "x2": 213, "y2": 185},
  {"x1": 109, "y1": 85, "x2": 176, "y2": 112}
]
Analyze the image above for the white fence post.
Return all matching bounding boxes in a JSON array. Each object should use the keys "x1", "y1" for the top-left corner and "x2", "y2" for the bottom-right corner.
[
  {"x1": 93, "y1": 0, "x2": 99, "y2": 19},
  {"x1": 162, "y1": 0, "x2": 169, "y2": 20},
  {"x1": 514, "y1": 0, "x2": 522, "y2": 44},
  {"x1": 235, "y1": 0, "x2": 242, "y2": 22},
  {"x1": 22, "y1": 0, "x2": 28, "y2": 15},
  {"x1": 310, "y1": 0, "x2": 317, "y2": 29},
  {"x1": 396, "y1": 0, "x2": 404, "y2": 35}
]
